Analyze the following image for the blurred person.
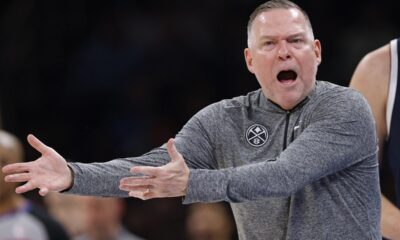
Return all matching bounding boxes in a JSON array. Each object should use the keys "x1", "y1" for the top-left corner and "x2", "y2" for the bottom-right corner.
[
  {"x1": 74, "y1": 197, "x2": 144, "y2": 240},
  {"x1": 0, "y1": 130, "x2": 69, "y2": 240},
  {"x1": 186, "y1": 203, "x2": 236, "y2": 240},
  {"x1": 44, "y1": 193, "x2": 88, "y2": 238},
  {"x1": 3, "y1": 1, "x2": 381, "y2": 239},
  {"x1": 350, "y1": 38, "x2": 400, "y2": 239}
]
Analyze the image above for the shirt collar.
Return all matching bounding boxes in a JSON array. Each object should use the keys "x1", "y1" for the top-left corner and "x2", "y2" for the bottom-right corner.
[{"x1": 258, "y1": 81, "x2": 318, "y2": 113}]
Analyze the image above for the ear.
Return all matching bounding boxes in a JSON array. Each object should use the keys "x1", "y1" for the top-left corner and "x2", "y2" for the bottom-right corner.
[
  {"x1": 244, "y1": 48, "x2": 255, "y2": 74},
  {"x1": 314, "y1": 39, "x2": 322, "y2": 65}
]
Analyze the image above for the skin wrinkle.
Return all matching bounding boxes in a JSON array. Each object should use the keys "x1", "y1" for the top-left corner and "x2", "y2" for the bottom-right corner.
[{"x1": 244, "y1": 8, "x2": 321, "y2": 111}]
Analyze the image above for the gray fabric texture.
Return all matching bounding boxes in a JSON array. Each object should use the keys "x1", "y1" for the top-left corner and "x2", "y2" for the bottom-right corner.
[{"x1": 68, "y1": 81, "x2": 381, "y2": 239}]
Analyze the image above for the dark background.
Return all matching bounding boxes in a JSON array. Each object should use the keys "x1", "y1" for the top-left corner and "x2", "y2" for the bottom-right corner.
[{"x1": 0, "y1": 0, "x2": 399, "y2": 239}]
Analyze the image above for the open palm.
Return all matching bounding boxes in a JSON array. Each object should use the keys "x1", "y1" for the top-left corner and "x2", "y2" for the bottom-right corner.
[{"x1": 2, "y1": 134, "x2": 72, "y2": 196}]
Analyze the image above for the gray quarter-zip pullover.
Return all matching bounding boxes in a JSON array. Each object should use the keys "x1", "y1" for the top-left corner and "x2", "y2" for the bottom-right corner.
[{"x1": 68, "y1": 81, "x2": 380, "y2": 239}]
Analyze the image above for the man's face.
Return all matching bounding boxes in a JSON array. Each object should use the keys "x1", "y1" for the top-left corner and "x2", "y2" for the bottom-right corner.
[
  {"x1": 0, "y1": 146, "x2": 19, "y2": 200},
  {"x1": 245, "y1": 8, "x2": 321, "y2": 110}
]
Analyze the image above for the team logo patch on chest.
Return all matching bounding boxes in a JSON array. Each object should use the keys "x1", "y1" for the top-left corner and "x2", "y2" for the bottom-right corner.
[{"x1": 246, "y1": 124, "x2": 268, "y2": 147}]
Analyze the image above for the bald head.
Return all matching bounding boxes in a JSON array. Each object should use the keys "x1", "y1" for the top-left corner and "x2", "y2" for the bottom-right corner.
[
  {"x1": 247, "y1": 0, "x2": 314, "y2": 48},
  {"x1": 0, "y1": 130, "x2": 24, "y2": 165},
  {"x1": 0, "y1": 130, "x2": 24, "y2": 200}
]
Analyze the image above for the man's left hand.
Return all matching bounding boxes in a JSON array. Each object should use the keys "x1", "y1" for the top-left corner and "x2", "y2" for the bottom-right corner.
[{"x1": 119, "y1": 138, "x2": 190, "y2": 200}]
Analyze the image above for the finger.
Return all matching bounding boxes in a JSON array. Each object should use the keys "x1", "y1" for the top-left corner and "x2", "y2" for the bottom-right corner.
[
  {"x1": 4, "y1": 173, "x2": 31, "y2": 183},
  {"x1": 15, "y1": 181, "x2": 36, "y2": 194},
  {"x1": 128, "y1": 190, "x2": 146, "y2": 199},
  {"x1": 120, "y1": 176, "x2": 153, "y2": 186},
  {"x1": 120, "y1": 184, "x2": 149, "y2": 192},
  {"x1": 129, "y1": 190, "x2": 154, "y2": 200},
  {"x1": 39, "y1": 187, "x2": 49, "y2": 196},
  {"x1": 2, "y1": 162, "x2": 30, "y2": 174},
  {"x1": 27, "y1": 134, "x2": 49, "y2": 154},
  {"x1": 130, "y1": 166, "x2": 160, "y2": 176},
  {"x1": 167, "y1": 138, "x2": 181, "y2": 162}
]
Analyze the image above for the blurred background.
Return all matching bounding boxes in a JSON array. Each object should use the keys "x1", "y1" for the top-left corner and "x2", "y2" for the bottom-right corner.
[{"x1": 0, "y1": 0, "x2": 399, "y2": 239}]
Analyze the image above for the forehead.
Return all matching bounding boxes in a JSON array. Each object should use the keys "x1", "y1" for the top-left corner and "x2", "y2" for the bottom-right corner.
[{"x1": 251, "y1": 8, "x2": 309, "y2": 37}]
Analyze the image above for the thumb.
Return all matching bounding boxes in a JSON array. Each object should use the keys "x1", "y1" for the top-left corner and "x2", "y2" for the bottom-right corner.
[
  {"x1": 167, "y1": 138, "x2": 181, "y2": 162},
  {"x1": 27, "y1": 134, "x2": 49, "y2": 155},
  {"x1": 39, "y1": 187, "x2": 49, "y2": 196}
]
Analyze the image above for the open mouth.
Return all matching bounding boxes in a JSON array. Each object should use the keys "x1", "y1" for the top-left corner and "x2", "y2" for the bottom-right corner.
[{"x1": 277, "y1": 70, "x2": 297, "y2": 84}]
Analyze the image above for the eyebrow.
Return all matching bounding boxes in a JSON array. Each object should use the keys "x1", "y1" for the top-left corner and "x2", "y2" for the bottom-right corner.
[{"x1": 259, "y1": 32, "x2": 306, "y2": 40}]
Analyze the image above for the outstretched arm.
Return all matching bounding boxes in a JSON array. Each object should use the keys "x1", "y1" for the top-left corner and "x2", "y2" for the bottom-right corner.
[
  {"x1": 120, "y1": 89, "x2": 378, "y2": 202},
  {"x1": 2, "y1": 134, "x2": 73, "y2": 196},
  {"x1": 119, "y1": 138, "x2": 189, "y2": 200}
]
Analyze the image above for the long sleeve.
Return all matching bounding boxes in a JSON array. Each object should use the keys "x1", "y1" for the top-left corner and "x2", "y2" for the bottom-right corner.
[
  {"x1": 67, "y1": 149, "x2": 169, "y2": 196},
  {"x1": 184, "y1": 89, "x2": 378, "y2": 203},
  {"x1": 66, "y1": 103, "x2": 219, "y2": 197}
]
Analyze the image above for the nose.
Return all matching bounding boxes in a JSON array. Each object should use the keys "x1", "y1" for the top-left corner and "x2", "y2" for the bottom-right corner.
[{"x1": 277, "y1": 41, "x2": 291, "y2": 60}]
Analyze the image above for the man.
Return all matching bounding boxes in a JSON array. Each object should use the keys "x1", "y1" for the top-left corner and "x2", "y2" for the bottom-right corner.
[
  {"x1": 0, "y1": 130, "x2": 70, "y2": 240},
  {"x1": 74, "y1": 196, "x2": 144, "y2": 240},
  {"x1": 350, "y1": 38, "x2": 400, "y2": 239},
  {"x1": 44, "y1": 193, "x2": 88, "y2": 238},
  {"x1": 186, "y1": 203, "x2": 236, "y2": 240},
  {"x1": 2, "y1": 1, "x2": 380, "y2": 239}
]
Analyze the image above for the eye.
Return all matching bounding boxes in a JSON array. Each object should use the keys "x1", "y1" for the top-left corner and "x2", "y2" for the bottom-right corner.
[
  {"x1": 262, "y1": 41, "x2": 274, "y2": 47},
  {"x1": 289, "y1": 38, "x2": 305, "y2": 48},
  {"x1": 261, "y1": 40, "x2": 276, "y2": 50},
  {"x1": 291, "y1": 38, "x2": 303, "y2": 43}
]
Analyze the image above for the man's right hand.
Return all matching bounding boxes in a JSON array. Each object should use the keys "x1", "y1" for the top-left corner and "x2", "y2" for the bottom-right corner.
[{"x1": 1, "y1": 134, "x2": 72, "y2": 196}]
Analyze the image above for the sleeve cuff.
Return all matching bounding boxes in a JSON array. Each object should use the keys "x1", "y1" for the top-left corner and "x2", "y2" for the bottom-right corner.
[
  {"x1": 183, "y1": 168, "x2": 229, "y2": 204},
  {"x1": 59, "y1": 164, "x2": 75, "y2": 193}
]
